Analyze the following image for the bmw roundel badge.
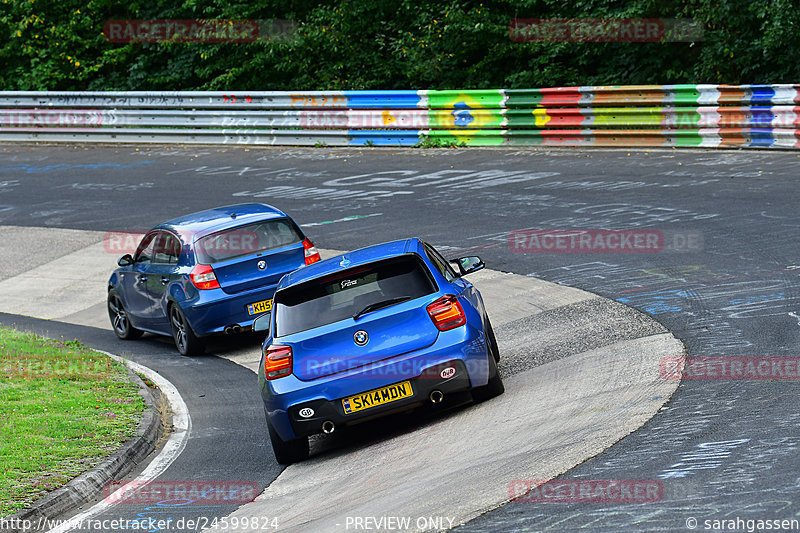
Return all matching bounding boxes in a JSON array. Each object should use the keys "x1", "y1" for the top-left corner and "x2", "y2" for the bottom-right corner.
[
  {"x1": 354, "y1": 330, "x2": 369, "y2": 346},
  {"x1": 257, "y1": 260, "x2": 267, "y2": 270}
]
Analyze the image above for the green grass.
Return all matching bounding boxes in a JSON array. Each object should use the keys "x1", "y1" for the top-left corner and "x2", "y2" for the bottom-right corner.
[
  {"x1": 413, "y1": 135, "x2": 467, "y2": 149},
  {"x1": 0, "y1": 327, "x2": 145, "y2": 517}
]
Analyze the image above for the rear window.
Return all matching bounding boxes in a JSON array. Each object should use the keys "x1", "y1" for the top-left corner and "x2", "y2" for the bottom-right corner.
[
  {"x1": 274, "y1": 254, "x2": 437, "y2": 336},
  {"x1": 195, "y1": 218, "x2": 303, "y2": 264}
]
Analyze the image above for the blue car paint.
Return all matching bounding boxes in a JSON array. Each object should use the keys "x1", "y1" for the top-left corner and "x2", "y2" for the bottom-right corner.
[
  {"x1": 258, "y1": 238, "x2": 492, "y2": 442},
  {"x1": 108, "y1": 203, "x2": 311, "y2": 340}
]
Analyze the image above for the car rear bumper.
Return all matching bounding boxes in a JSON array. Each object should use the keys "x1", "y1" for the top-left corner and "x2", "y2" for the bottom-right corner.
[
  {"x1": 180, "y1": 285, "x2": 278, "y2": 336},
  {"x1": 286, "y1": 360, "x2": 472, "y2": 438},
  {"x1": 260, "y1": 326, "x2": 491, "y2": 441}
]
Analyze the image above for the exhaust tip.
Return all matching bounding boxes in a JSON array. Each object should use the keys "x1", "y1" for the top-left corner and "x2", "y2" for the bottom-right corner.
[
  {"x1": 224, "y1": 325, "x2": 242, "y2": 335},
  {"x1": 321, "y1": 420, "x2": 335, "y2": 434},
  {"x1": 430, "y1": 390, "x2": 444, "y2": 404}
]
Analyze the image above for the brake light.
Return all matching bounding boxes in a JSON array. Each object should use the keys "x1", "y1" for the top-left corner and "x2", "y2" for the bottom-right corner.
[
  {"x1": 303, "y1": 239, "x2": 321, "y2": 265},
  {"x1": 265, "y1": 344, "x2": 292, "y2": 380},
  {"x1": 427, "y1": 295, "x2": 466, "y2": 331},
  {"x1": 190, "y1": 264, "x2": 220, "y2": 290}
]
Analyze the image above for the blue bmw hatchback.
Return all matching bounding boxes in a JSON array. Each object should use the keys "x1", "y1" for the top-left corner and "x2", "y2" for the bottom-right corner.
[
  {"x1": 107, "y1": 203, "x2": 320, "y2": 356},
  {"x1": 254, "y1": 238, "x2": 503, "y2": 464}
]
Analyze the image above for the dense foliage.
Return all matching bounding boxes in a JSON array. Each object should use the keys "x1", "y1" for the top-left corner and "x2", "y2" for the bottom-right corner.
[{"x1": 1, "y1": 0, "x2": 797, "y2": 90}]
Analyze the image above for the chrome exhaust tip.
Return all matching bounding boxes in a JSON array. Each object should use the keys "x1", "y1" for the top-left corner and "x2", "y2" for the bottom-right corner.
[
  {"x1": 430, "y1": 390, "x2": 444, "y2": 404},
  {"x1": 321, "y1": 420, "x2": 335, "y2": 434}
]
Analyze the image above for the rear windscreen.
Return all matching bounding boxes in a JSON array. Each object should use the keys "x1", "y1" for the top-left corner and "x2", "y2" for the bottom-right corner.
[
  {"x1": 195, "y1": 218, "x2": 303, "y2": 264},
  {"x1": 274, "y1": 254, "x2": 437, "y2": 336}
]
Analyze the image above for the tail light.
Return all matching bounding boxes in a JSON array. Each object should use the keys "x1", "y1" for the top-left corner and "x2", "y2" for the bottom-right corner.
[
  {"x1": 190, "y1": 264, "x2": 220, "y2": 290},
  {"x1": 303, "y1": 239, "x2": 321, "y2": 265},
  {"x1": 427, "y1": 295, "x2": 466, "y2": 331},
  {"x1": 265, "y1": 344, "x2": 292, "y2": 380}
]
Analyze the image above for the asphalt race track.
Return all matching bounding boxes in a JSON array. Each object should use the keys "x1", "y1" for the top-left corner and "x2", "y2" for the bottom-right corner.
[
  {"x1": 1, "y1": 144, "x2": 800, "y2": 532},
  {"x1": 0, "y1": 236, "x2": 681, "y2": 533}
]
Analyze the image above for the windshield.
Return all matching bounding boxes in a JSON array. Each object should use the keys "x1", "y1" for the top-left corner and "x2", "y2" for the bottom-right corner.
[
  {"x1": 274, "y1": 254, "x2": 436, "y2": 337},
  {"x1": 194, "y1": 218, "x2": 303, "y2": 264}
]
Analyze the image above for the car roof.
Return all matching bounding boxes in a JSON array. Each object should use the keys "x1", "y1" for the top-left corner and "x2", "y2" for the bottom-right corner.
[
  {"x1": 154, "y1": 203, "x2": 292, "y2": 241},
  {"x1": 279, "y1": 238, "x2": 425, "y2": 289}
]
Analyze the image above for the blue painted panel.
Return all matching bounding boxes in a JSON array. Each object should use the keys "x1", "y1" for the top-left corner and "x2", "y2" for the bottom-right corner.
[
  {"x1": 749, "y1": 106, "x2": 774, "y2": 127},
  {"x1": 347, "y1": 130, "x2": 421, "y2": 146},
  {"x1": 749, "y1": 85, "x2": 776, "y2": 105},
  {"x1": 747, "y1": 128, "x2": 776, "y2": 148},
  {"x1": 345, "y1": 91, "x2": 421, "y2": 109}
]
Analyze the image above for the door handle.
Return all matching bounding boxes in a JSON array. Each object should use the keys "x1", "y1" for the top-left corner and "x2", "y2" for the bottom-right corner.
[{"x1": 161, "y1": 277, "x2": 169, "y2": 285}]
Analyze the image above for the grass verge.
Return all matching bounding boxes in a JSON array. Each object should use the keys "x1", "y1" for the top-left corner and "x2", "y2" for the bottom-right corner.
[
  {"x1": 0, "y1": 327, "x2": 145, "y2": 517},
  {"x1": 413, "y1": 134, "x2": 467, "y2": 148}
]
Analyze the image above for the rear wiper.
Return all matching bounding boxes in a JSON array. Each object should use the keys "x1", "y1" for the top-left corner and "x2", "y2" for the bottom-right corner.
[{"x1": 353, "y1": 296, "x2": 412, "y2": 320}]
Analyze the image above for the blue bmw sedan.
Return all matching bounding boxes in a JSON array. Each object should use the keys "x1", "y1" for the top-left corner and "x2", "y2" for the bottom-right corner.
[
  {"x1": 107, "y1": 203, "x2": 320, "y2": 356},
  {"x1": 253, "y1": 238, "x2": 503, "y2": 463}
]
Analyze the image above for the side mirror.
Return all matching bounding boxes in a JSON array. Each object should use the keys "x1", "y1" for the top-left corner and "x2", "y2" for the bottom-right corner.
[
  {"x1": 252, "y1": 313, "x2": 272, "y2": 335},
  {"x1": 455, "y1": 256, "x2": 485, "y2": 276},
  {"x1": 118, "y1": 254, "x2": 134, "y2": 267}
]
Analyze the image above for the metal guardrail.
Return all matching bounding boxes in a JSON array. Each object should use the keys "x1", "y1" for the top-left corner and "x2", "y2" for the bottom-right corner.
[{"x1": 1, "y1": 85, "x2": 798, "y2": 148}]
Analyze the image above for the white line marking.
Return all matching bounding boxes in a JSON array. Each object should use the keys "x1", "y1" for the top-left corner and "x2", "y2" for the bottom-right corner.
[
  {"x1": 789, "y1": 312, "x2": 800, "y2": 327},
  {"x1": 302, "y1": 213, "x2": 383, "y2": 227},
  {"x1": 45, "y1": 352, "x2": 191, "y2": 533}
]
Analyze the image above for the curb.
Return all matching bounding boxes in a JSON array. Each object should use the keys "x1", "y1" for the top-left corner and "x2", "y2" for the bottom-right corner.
[{"x1": 3, "y1": 366, "x2": 166, "y2": 533}]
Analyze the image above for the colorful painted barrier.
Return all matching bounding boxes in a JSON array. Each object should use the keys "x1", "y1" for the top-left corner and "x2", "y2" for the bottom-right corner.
[{"x1": 1, "y1": 85, "x2": 798, "y2": 148}]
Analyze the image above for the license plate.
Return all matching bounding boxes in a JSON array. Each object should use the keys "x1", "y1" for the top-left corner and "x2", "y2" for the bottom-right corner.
[
  {"x1": 246, "y1": 299, "x2": 272, "y2": 315},
  {"x1": 342, "y1": 381, "x2": 413, "y2": 415}
]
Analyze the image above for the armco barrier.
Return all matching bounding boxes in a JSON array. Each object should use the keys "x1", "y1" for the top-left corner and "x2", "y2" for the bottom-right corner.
[{"x1": 1, "y1": 85, "x2": 798, "y2": 148}]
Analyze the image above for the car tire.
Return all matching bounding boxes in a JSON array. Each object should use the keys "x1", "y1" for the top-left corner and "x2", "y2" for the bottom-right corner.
[
  {"x1": 107, "y1": 290, "x2": 143, "y2": 340},
  {"x1": 472, "y1": 323, "x2": 504, "y2": 402},
  {"x1": 486, "y1": 317, "x2": 500, "y2": 362},
  {"x1": 169, "y1": 304, "x2": 205, "y2": 356},
  {"x1": 268, "y1": 420, "x2": 310, "y2": 465}
]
